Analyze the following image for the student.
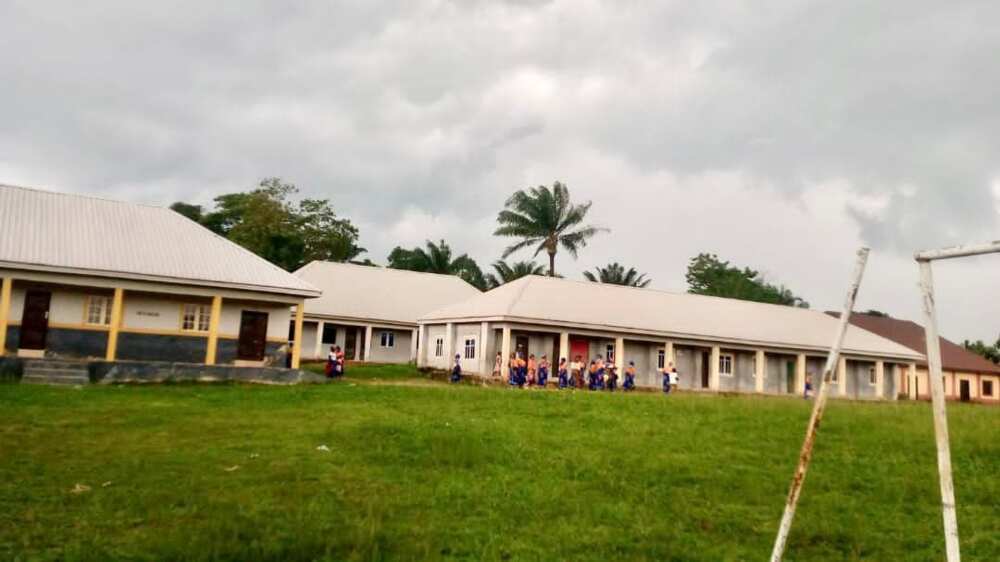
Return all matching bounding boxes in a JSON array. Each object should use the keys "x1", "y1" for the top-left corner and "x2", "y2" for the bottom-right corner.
[
  {"x1": 538, "y1": 355, "x2": 550, "y2": 387},
  {"x1": 492, "y1": 352, "x2": 503, "y2": 381},
  {"x1": 516, "y1": 353, "x2": 527, "y2": 388},
  {"x1": 325, "y1": 345, "x2": 337, "y2": 378},
  {"x1": 606, "y1": 362, "x2": 619, "y2": 392},
  {"x1": 670, "y1": 365, "x2": 679, "y2": 392},
  {"x1": 624, "y1": 361, "x2": 636, "y2": 391},
  {"x1": 450, "y1": 354, "x2": 462, "y2": 383},
  {"x1": 336, "y1": 346, "x2": 346, "y2": 377},
  {"x1": 571, "y1": 355, "x2": 583, "y2": 389},
  {"x1": 662, "y1": 362, "x2": 673, "y2": 394},
  {"x1": 587, "y1": 360, "x2": 597, "y2": 390},
  {"x1": 527, "y1": 354, "x2": 537, "y2": 387},
  {"x1": 557, "y1": 358, "x2": 569, "y2": 389},
  {"x1": 804, "y1": 374, "x2": 814, "y2": 399},
  {"x1": 508, "y1": 353, "x2": 519, "y2": 387},
  {"x1": 595, "y1": 356, "x2": 606, "y2": 390}
]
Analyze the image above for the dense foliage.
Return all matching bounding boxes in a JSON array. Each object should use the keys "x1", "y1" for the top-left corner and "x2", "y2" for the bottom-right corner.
[
  {"x1": 387, "y1": 239, "x2": 487, "y2": 290},
  {"x1": 583, "y1": 262, "x2": 651, "y2": 287},
  {"x1": 685, "y1": 253, "x2": 809, "y2": 307},
  {"x1": 485, "y1": 260, "x2": 546, "y2": 289},
  {"x1": 963, "y1": 337, "x2": 1000, "y2": 364}
]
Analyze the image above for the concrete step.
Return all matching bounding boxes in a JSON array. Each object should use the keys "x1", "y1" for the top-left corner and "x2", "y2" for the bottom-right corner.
[
  {"x1": 22, "y1": 366, "x2": 89, "y2": 385},
  {"x1": 24, "y1": 359, "x2": 88, "y2": 370}
]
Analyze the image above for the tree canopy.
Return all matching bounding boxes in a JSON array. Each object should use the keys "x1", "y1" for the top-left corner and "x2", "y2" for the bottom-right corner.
[
  {"x1": 963, "y1": 337, "x2": 1000, "y2": 365},
  {"x1": 484, "y1": 260, "x2": 546, "y2": 289},
  {"x1": 583, "y1": 262, "x2": 651, "y2": 288},
  {"x1": 685, "y1": 253, "x2": 809, "y2": 308},
  {"x1": 494, "y1": 181, "x2": 606, "y2": 276},
  {"x1": 170, "y1": 177, "x2": 365, "y2": 271},
  {"x1": 387, "y1": 239, "x2": 486, "y2": 290}
]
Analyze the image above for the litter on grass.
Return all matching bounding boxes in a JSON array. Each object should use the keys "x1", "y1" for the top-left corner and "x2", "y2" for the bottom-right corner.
[
  {"x1": 101, "y1": 481, "x2": 112, "y2": 488},
  {"x1": 316, "y1": 445, "x2": 331, "y2": 452},
  {"x1": 70, "y1": 483, "x2": 91, "y2": 494},
  {"x1": 224, "y1": 465, "x2": 240, "y2": 472}
]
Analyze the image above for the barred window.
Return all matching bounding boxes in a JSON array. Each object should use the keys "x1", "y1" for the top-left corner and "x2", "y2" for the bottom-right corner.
[
  {"x1": 464, "y1": 337, "x2": 476, "y2": 360},
  {"x1": 85, "y1": 296, "x2": 112, "y2": 326},
  {"x1": 182, "y1": 304, "x2": 211, "y2": 332}
]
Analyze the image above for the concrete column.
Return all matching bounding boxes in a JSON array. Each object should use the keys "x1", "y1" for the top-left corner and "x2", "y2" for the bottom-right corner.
[
  {"x1": 410, "y1": 327, "x2": 419, "y2": 363},
  {"x1": 795, "y1": 353, "x2": 806, "y2": 395},
  {"x1": 710, "y1": 345, "x2": 721, "y2": 390},
  {"x1": 558, "y1": 331, "x2": 570, "y2": 362},
  {"x1": 479, "y1": 321, "x2": 490, "y2": 374},
  {"x1": 907, "y1": 362, "x2": 917, "y2": 399},
  {"x1": 755, "y1": 350, "x2": 766, "y2": 393},
  {"x1": 837, "y1": 356, "x2": 848, "y2": 396},
  {"x1": 0, "y1": 277, "x2": 12, "y2": 355},
  {"x1": 442, "y1": 322, "x2": 454, "y2": 364},
  {"x1": 615, "y1": 336, "x2": 625, "y2": 373},
  {"x1": 354, "y1": 327, "x2": 362, "y2": 360},
  {"x1": 875, "y1": 360, "x2": 885, "y2": 399},
  {"x1": 664, "y1": 341, "x2": 675, "y2": 367},
  {"x1": 204, "y1": 295, "x2": 223, "y2": 365},
  {"x1": 105, "y1": 288, "x2": 125, "y2": 361},
  {"x1": 416, "y1": 325, "x2": 427, "y2": 367},
  {"x1": 500, "y1": 326, "x2": 512, "y2": 377},
  {"x1": 313, "y1": 320, "x2": 325, "y2": 361},
  {"x1": 291, "y1": 300, "x2": 305, "y2": 369},
  {"x1": 363, "y1": 325, "x2": 373, "y2": 362}
]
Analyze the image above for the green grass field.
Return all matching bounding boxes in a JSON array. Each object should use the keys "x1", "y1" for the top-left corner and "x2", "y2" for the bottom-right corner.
[{"x1": 0, "y1": 365, "x2": 997, "y2": 561}]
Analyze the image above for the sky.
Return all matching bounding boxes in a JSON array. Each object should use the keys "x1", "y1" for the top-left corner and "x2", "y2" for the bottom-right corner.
[{"x1": 1, "y1": 0, "x2": 998, "y2": 342}]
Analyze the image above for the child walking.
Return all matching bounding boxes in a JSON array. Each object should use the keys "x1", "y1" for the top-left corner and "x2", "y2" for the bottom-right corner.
[
  {"x1": 450, "y1": 354, "x2": 462, "y2": 383},
  {"x1": 624, "y1": 361, "x2": 636, "y2": 391},
  {"x1": 537, "y1": 355, "x2": 550, "y2": 387},
  {"x1": 662, "y1": 362, "x2": 672, "y2": 394},
  {"x1": 557, "y1": 358, "x2": 569, "y2": 389},
  {"x1": 606, "y1": 362, "x2": 619, "y2": 392}
]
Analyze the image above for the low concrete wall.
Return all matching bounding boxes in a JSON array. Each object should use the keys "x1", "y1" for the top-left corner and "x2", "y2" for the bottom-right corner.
[
  {"x1": 89, "y1": 360, "x2": 326, "y2": 385},
  {"x1": 0, "y1": 356, "x2": 22, "y2": 381}
]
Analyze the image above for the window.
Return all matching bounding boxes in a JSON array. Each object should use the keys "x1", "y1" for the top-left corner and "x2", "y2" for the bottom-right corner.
[
  {"x1": 657, "y1": 350, "x2": 665, "y2": 369},
  {"x1": 719, "y1": 353, "x2": 734, "y2": 376},
  {"x1": 606, "y1": 344, "x2": 615, "y2": 362},
  {"x1": 182, "y1": 304, "x2": 211, "y2": 332},
  {"x1": 379, "y1": 331, "x2": 395, "y2": 348},
  {"x1": 464, "y1": 337, "x2": 476, "y2": 360},
  {"x1": 868, "y1": 366, "x2": 877, "y2": 385},
  {"x1": 85, "y1": 295, "x2": 112, "y2": 326},
  {"x1": 983, "y1": 380, "x2": 994, "y2": 398},
  {"x1": 321, "y1": 324, "x2": 337, "y2": 344},
  {"x1": 434, "y1": 337, "x2": 444, "y2": 357}
]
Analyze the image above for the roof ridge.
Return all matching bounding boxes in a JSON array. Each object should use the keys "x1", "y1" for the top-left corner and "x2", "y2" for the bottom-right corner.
[
  {"x1": 304, "y1": 260, "x2": 477, "y2": 285},
  {"x1": 0, "y1": 182, "x2": 167, "y2": 210}
]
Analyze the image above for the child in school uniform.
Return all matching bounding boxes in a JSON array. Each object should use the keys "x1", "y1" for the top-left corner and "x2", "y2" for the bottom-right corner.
[
  {"x1": 804, "y1": 374, "x2": 814, "y2": 399},
  {"x1": 325, "y1": 345, "x2": 337, "y2": 378},
  {"x1": 537, "y1": 355, "x2": 550, "y2": 387},
  {"x1": 527, "y1": 354, "x2": 537, "y2": 387},
  {"x1": 662, "y1": 362, "x2": 672, "y2": 394},
  {"x1": 624, "y1": 361, "x2": 636, "y2": 391},
  {"x1": 557, "y1": 358, "x2": 569, "y2": 389},
  {"x1": 493, "y1": 352, "x2": 503, "y2": 381},
  {"x1": 595, "y1": 356, "x2": 606, "y2": 390},
  {"x1": 450, "y1": 354, "x2": 462, "y2": 383},
  {"x1": 587, "y1": 360, "x2": 597, "y2": 390},
  {"x1": 606, "y1": 362, "x2": 619, "y2": 392},
  {"x1": 508, "y1": 353, "x2": 519, "y2": 387},
  {"x1": 670, "y1": 365, "x2": 679, "y2": 392},
  {"x1": 517, "y1": 354, "x2": 528, "y2": 388}
]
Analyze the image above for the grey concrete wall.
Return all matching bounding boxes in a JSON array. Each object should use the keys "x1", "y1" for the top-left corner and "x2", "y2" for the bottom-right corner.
[
  {"x1": 90, "y1": 360, "x2": 324, "y2": 385},
  {"x1": 765, "y1": 354, "x2": 795, "y2": 394},
  {"x1": 370, "y1": 328, "x2": 412, "y2": 363},
  {"x1": 46, "y1": 328, "x2": 109, "y2": 359},
  {"x1": 217, "y1": 340, "x2": 287, "y2": 367},
  {"x1": 118, "y1": 333, "x2": 208, "y2": 363},
  {"x1": 3, "y1": 326, "x2": 18, "y2": 353},
  {"x1": 672, "y1": 346, "x2": 701, "y2": 390},
  {"x1": 623, "y1": 341, "x2": 652, "y2": 386},
  {"x1": 0, "y1": 356, "x2": 22, "y2": 381},
  {"x1": 844, "y1": 359, "x2": 878, "y2": 399},
  {"x1": 718, "y1": 350, "x2": 756, "y2": 393}
]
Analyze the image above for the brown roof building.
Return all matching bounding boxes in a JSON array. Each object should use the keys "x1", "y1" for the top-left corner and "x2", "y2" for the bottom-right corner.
[{"x1": 828, "y1": 312, "x2": 1000, "y2": 403}]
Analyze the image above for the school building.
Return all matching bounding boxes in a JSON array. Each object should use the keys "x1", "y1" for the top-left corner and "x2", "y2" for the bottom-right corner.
[
  {"x1": 833, "y1": 312, "x2": 1000, "y2": 404},
  {"x1": 417, "y1": 275, "x2": 924, "y2": 399},
  {"x1": 0, "y1": 184, "x2": 320, "y2": 378},
  {"x1": 292, "y1": 261, "x2": 480, "y2": 363}
]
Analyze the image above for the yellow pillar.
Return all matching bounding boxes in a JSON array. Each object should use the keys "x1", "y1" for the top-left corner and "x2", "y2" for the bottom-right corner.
[
  {"x1": 838, "y1": 356, "x2": 848, "y2": 396},
  {"x1": 291, "y1": 301, "x2": 305, "y2": 369},
  {"x1": 105, "y1": 288, "x2": 125, "y2": 361},
  {"x1": 0, "y1": 277, "x2": 12, "y2": 355},
  {"x1": 795, "y1": 353, "x2": 806, "y2": 394},
  {"x1": 664, "y1": 341, "x2": 675, "y2": 367},
  {"x1": 755, "y1": 350, "x2": 766, "y2": 393},
  {"x1": 710, "y1": 346, "x2": 721, "y2": 390},
  {"x1": 204, "y1": 295, "x2": 223, "y2": 365},
  {"x1": 875, "y1": 360, "x2": 885, "y2": 399}
]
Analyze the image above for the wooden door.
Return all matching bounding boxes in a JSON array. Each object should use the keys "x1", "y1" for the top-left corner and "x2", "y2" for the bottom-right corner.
[
  {"x1": 959, "y1": 380, "x2": 971, "y2": 402},
  {"x1": 19, "y1": 290, "x2": 51, "y2": 350},
  {"x1": 237, "y1": 311, "x2": 269, "y2": 361},
  {"x1": 701, "y1": 351, "x2": 710, "y2": 388}
]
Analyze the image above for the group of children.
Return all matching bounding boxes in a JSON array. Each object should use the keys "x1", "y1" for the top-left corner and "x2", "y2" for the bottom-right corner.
[
  {"x1": 324, "y1": 346, "x2": 347, "y2": 378},
  {"x1": 491, "y1": 352, "x2": 679, "y2": 394}
]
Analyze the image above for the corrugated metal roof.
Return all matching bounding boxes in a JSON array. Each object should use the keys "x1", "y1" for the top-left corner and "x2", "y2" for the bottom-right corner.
[
  {"x1": 295, "y1": 261, "x2": 481, "y2": 325},
  {"x1": 421, "y1": 275, "x2": 924, "y2": 360},
  {"x1": 0, "y1": 183, "x2": 320, "y2": 297}
]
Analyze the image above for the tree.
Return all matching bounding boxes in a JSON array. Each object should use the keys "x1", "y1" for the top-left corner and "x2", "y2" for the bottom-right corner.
[
  {"x1": 963, "y1": 337, "x2": 1000, "y2": 365},
  {"x1": 387, "y1": 239, "x2": 486, "y2": 290},
  {"x1": 685, "y1": 253, "x2": 809, "y2": 308},
  {"x1": 170, "y1": 177, "x2": 365, "y2": 271},
  {"x1": 583, "y1": 262, "x2": 651, "y2": 288},
  {"x1": 494, "y1": 181, "x2": 606, "y2": 276},
  {"x1": 485, "y1": 260, "x2": 546, "y2": 289},
  {"x1": 862, "y1": 309, "x2": 890, "y2": 317}
]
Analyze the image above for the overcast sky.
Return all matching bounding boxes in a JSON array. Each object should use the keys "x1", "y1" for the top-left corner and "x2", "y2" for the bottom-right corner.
[{"x1": 1, "y1": 1, "x2": 998, "y2": 341}]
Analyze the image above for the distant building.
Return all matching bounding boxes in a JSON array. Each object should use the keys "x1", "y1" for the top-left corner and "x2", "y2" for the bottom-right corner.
[
  {"x1": 831, "y1": 312, "x2": 1000, "y2": 403},
  {"x1": 418, "y1": 275, "x2": 923, "y2": 400},
  {"x1": 293, "y1": 261, "x2": 480, "y2": 363},
  {"x1": 0, "y1": 184, "x2": 320, "y2": 369}
]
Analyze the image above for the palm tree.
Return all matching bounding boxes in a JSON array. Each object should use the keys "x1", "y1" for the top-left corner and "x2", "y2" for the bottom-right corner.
[
  {"x1": 387, "y1": 239, "x2": 486, "y2": 290},
  {"x1": 494, "y1": 182, "x2": 607, "y2": 277},
  {"x1": 583, "y1": 262, "x2": 651, "y2": 288},
  {"x1": 484, "y1": 260, "x2": 546, "y2": 289}
]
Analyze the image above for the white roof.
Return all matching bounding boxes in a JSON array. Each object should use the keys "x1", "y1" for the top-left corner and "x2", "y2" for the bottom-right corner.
[
  {"x1": 0, "y1": 183, "x2": 320, "y2": 297},
  {"x1": 295, "y1": 261, "x2": 481, "y2": 326},
  {"x1": 421, "y1": 275, "x2": 923, "y2": 360}
]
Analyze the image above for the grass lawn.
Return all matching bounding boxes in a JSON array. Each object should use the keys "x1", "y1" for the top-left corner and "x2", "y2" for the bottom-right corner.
[{"x1": 0, "y1": 365, "x2": 997, "y2": 561}]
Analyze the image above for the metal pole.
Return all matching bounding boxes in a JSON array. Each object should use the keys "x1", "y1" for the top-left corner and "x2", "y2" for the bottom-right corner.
[
  {"x1": 770, "y1": 247, "x2": 870, "y2": 562},
  {"x1": 918, "y1": 259, "x2": 961, "y2": 562},
  {"x1": 914, "y1": 240, "x2": 1000, "y2": 261}
]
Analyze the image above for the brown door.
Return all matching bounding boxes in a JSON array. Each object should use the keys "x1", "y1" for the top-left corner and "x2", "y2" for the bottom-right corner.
[
  {"x1": 701, "y1": 351, "x2": 711, "y2": 388},
  {"x1": 237, "y1": 311, "x2": 269, "y2": 361},
  {"x1": 515, "y1": 335, "x2": 529, "y2": 359},
  {"x1": 959, "y1": 380, "x2": 971, "y2": 402},
  {"x1": 345, "y1": 329, "x2": 357, "y2": 359},
  {"x1": 19, "y1": 290, "x2": 51, "y2": 350}
]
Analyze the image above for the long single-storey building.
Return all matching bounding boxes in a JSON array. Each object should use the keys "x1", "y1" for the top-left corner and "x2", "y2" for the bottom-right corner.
[
  {"x1": 833, "y1": 312, "x2": 1000, "y2": 404},
  {"x1": 292, "y1": 261, "x2": 480, "y2": 363},
  {"x1": 0, "y1": 184, "x2": 320, "y2": 370},
  {"x1": 418, "y1": 275, "x2": 924, "y2": 399}
]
